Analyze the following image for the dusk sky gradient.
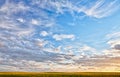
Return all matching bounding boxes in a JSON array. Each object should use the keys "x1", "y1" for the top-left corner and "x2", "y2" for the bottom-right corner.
[{"x1": 0, "y1": 0, "x2": 120, "y2": 72}]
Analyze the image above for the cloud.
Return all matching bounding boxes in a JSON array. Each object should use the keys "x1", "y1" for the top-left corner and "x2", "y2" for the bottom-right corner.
[
  {"x1": 0, "y1": 65, "x2": 23, "y2": 72},
  {"x1": 43, "y1": 46, "x2": 62, "y2": 53},
  {"x1": 0, "y1": 0, "x2": 29, "y2": 15},
  {"x1": 31, "y1": 0, "x2": 120, "y2": 18},
  {"x1": 101, "y1": 32, "x2": 120, "y2": 57},
  {"x1": 0, "y1": 42, "x2": 4, "y2": 48},
  {"x1": 17, "y1": 18, "x2": 25, "y2": 23},
  {"x1": 35, "y1": 39, "x2": 48, "y2": 48},
  {"x1": 83, "y1": 0, "x2": 120, "y2": 18},
  {"x1": 0, "y1": 48, "x2": 78, "y2": 72},
  {"x1": 40, "y1": 31, "x2": 48, "y2": 36},
  {"x1": 79, "y1": 45, "x2": 96, "y2": 52},
  {"x1": 114, "y1": 44, "x2": 120, "y2": 50},
  {"x1": 107, "y1": 32, "x2": 120, "y2": 50},
  {"x1": 0, "y1": 0, "x2": 55, "y2": 51},
  {"x1": 53, "y1": 34, "x2": 75, "y2": 41},
  {"x1": 31, "y1": 19, "x2": 39, "y2": 25},
  {"x1": 106, "y1": 32, "x2": 120, "y2": 39}
]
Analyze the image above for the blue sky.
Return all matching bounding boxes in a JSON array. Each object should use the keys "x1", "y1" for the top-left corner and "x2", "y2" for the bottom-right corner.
[{"x1": 0, "y1": 0, "x2": 120, "y2": 72}]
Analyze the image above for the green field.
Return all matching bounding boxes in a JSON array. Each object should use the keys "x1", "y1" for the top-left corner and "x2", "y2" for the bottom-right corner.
[{"x1": 0, "y1": 72, "x2": 120, "y2": 77}]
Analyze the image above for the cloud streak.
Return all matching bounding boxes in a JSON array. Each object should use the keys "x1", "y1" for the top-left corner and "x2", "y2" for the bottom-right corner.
[{"x1": 53, "y1": 34, "x2": 75, "y2": 41}]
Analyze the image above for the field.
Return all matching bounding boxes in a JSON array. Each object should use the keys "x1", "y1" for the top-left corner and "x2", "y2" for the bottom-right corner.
[{"x1": 0, "y1": 72, "x2": 120, "y2": 77}]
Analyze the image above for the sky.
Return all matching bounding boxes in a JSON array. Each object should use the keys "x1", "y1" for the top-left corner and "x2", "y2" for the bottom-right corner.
[{"x1": 0, "y1": 0, "x2": 120, "y2": 72}]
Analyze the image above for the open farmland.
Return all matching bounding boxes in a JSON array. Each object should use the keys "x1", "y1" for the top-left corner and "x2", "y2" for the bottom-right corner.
[{"x1": 0, "y1": 72, "x2": 120, "y2": 77}]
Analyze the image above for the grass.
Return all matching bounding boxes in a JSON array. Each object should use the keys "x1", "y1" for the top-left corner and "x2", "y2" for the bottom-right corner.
[{"x1": 0, "y1": 72, "x2": 120, "y2": 77}]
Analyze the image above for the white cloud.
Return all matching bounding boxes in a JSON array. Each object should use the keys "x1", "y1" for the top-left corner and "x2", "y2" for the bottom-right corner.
[
  {"x1": 106, "y1": 39, "x2": 120, "y2": 56},
  {"x1": 43, "y1": 46, "x2": 62, "y2": 53},
  {"x1": 17, "y1": 28, "x2": 34, "y2": 37},
  {"x1": 84, "y1": 1, "x2": 117, "y2": 18},
  {"x1": 106, "y1": 32, "x2": 120, "y2": 48},
  {"x1": 40, "y1": 31, "x2": 48, "y2": 36},
  {"x1": 107, "y1": 39, "x2": 120, "y2": 48},
  {"x1": 32, "y1": 0, "x2": 120, "y2": 18},
  {"x1": 53, "y1": 34, "x2": 75, "y2": 41},
  {"x1": 35, "y1": 39, "x2": 50, "y2": 48},
  {"x1": 0, "y1": 0, "x2": 29, "y2": 15},
  {"x1": 79, "y1": 45, "x2": 96, "y2": 52},
  {"x1": 17, "y1": 18, "x2": 25, "y2": 23},
  {"x1": 31, "y1": 19, "x2": 39, "y2": 25},
  {"x1": 106, "y1": 32, "x2": 120, "y2": 39},
  {"x1": 102, "y1": 32, "x2": 120, "y2": 57},
  {"x1": 83, "y1": 0, "x2": 120, "y2": 18},
  {"x1": 0, "y1": 65, "x2": 23, "y2": 72}
]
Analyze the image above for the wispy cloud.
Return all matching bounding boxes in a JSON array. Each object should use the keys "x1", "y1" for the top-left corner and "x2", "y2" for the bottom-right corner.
[
  {"x1": 53, "y1": 34, "x2": 75, "y2": 41},
  {"x1": 0, "y1": 0, "x2": 29, "y2": 15},
  {"x1": 83, "y1": 0, "x2": 120, "y2": 18},
  {"x1": 40, "y1": 31, "x2": 48, "y2": 37},
  {"x1": 103, "y1": 31, "x2": 120, "y2": 57},
  {"x1": 31, "y1": 0, "x2": 120, "y2": 18}
]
